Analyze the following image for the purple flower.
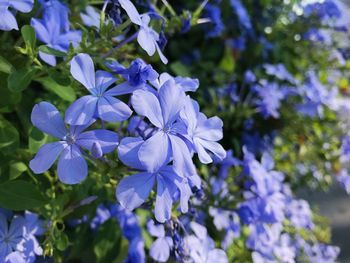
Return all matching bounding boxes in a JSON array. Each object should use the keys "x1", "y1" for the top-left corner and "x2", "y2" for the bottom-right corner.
[
  {"x1": 31, "y1": 11, "x2": 81, "y2": 66},
  {"x1": 180, "y1": 96, "x2": 226, "y2": 164},
  {"x1": 119, "y1": 0, "x2": 168, "y2": 64},
  {"x1": 65, "y1": 53, "x2": 132, "y2": 125},
  {"x1": 116, "y1": 137, "x2": 192, "y2": 222},
  {"x1": 0, "y1": 0, "x2": 34, "y2": 31},
  {"x1": 29, "y1": 101, "x2": 118, "y2": 184},
  {"x1": 147, "y1": 220, "x2": 173, "y2": 262}
]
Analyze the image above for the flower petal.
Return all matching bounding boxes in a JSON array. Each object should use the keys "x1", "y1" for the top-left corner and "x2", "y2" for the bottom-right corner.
[
  {"x1": 158, "y1": 79, "x2": 186, "y2": 125},
  {"x1": 9, "y1": 0, "x2": 34, "y2": 13},
  {"x1": 131, "y1": 89, "x2": 163, "y2": 128},
  {"x1": 39, "y1": 51, "x2": 57, "y2": 66},
  {"x1": 65, "y1": 95, "x2": 98, "y2": 125},
  {"x1": 29, "y1": 142, "x2": 66, "y2": 174},
  {"x1": 150, "y1": 237, "x2": 171, "y2": 262},
  {"x1": 116, "y1": 172, "x2": 155, "y2": 210},
  {"x1": 76, "y1": 129, "x2": 119, "y2": 154},
  {"x1": 57, "y1": 145, "x2": 88, "y2": 184},
  {"x1": 31, "y1": 102, "x2": 68, "y2": 139},
  {"x1": 119, "y1": 0, "x2": 142, "y2": 25},
  {"x1": 0, "y1": 9, "x2": 18, "y2": 31},
  {"x1": 137, "y1": 28, "x2": 156, "y2": 56},
  {"x1": 138, "y1": 131, "x2": 170, "y2": 173},
  {"x1": 97, "y1": 96, "x2": 132, "y2": 122},
  {"x1": 118, "y1": 137, "x2": 145, "y2": 170},
  {"x1": 155, "y1": 176, "x2": 176, "y2": 223},
  {"x1": 70, "y1": 53, "x2": 96, "y2": 93}
]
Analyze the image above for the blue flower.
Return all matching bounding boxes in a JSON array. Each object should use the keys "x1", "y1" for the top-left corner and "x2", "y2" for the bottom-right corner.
[
  {"x1": 0, "y1": 0, "x2": 34, "y2": 31},
  {"x1": 0, "y1": 211, "x2": 44, "y2": 262},
  {"x1": 65, "y1": 53, "x2": 132, "y2": 125},
  {"x1": 119, "y1": 0, "x2": 168, "y2": 64},
  {"x1": 263, "y1": 64, "x2": 296, "y2": 84},
  {"x1": 107, "y1": 58, "x2": 159, "y2": 88},
  {"x1": 130, "y1": 79, "x2": 197, "y2": 180},
  {"x1": 30, "y1": 101, "x2": 119, "y2": 184},
  {"x1": 180, "y1": 96, "x2": 226, "y2": 164},
  {"x1": 184, "y1": 222, "x2": 228, "y2": 263},
  {"x1": 39, "y1": 0, "x2": 70, "y2": 31},
  {"x1": 151, "y1": 73, "x2": 199, "y2": 92},
  {"x1": 116, "y1": 137, "x2": 192, "y2": 222},
  {"x1": 31, "y1": 11, "x2": 81, "y2": 66}
]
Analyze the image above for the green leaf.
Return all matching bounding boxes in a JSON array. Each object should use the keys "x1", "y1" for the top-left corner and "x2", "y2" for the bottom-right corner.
[
  {"x1": 0, "y1": 180, "x2": 46, "y2": 210},
  {"x1": 170, "y1": 61, "x2": 190, "y2": 76},
  {"x1": 8, "y1": 68, "x2": 37, "y2": 92},
  {"x1": 9, "y1": 162, "x2": 28, "y2": 180},
  {"x1": 93, "y1": 220, "x2": 122, "y2": 263},
  {"x1": 21, "y1": 25, "x2": 36, "y2": 51},
  {"x1": 0, "y1": 56, "x2": 14, "y2": 74},
  {"x1": 0, "y1": 117, "x2": 19, "y2": 153},
  {"x1": 219, "y1": 46, "x2": 235, "y2": 73},
  {"x1": 37, "y1": 77, "x2": 76, "y2": 102},
  {"x1": 28, "y1": 127, "x2": 48, "y2": 154},
  {"x1": 38, "y1": 45, "x2": 67, "y2": 57}
]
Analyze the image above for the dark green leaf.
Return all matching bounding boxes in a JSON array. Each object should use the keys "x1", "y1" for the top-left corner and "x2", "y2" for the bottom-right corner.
[
  {"x1": 8, "y1": 68, "x2": 37, "y2": 92},
  {"x1": 0, "y1": 180, "x2": 46, "y2": 210},
  {"x1": 37, "y1": 77, "x2": 76, "y2": 102},
  {"x1": 0, "y1": 117, "x2": 19, "y2": 153},
  {"x1": 9, "y1": 162, "x2": 27, "y2": 180},
  {"x1": 28, "y1": 127, "x2": 48, "y2": 154}
]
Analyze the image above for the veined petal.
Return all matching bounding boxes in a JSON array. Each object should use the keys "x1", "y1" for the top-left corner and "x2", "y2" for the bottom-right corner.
[
  {"x1": 138, "y1": 131, "x2": 170, "y2": 173},
  {"x1": 97, "y1": 96, "x2": 132, "y2": 122},
  {"x1": 131, "y1": 89, "x2": 163, "y2": 128},
  {"x1": 193, "y1": 139, "x2": 213, "y2": 164},
  {"x1": 116, "y1": 172, "x2": 155, "y2": 210},
  {"x1": 29, "y1": 142, "x2": 66, "y2": 174},
  {"x1": 39, "y1": 51, "x2": 57, "y2": 66},
  {"x1": 155, "y1": 42, "x2": 168, "y2": 64},
  {"x1": 118, "y1": 137, "x2": 145, "y2": 170},
  {"x1": 70, "y1": 53, "x2": 96, "y2": 93},
  {"x1": 0, "y1": 213, "x2": 8, "y2": 237},
  {"x1": 31, "y1": 18, "x2": 50, "y2": 43},
  {"x1": 76, "y1": 129, "x2": 119, "y2": 154},
  {"x1": 105, "y1": 82, "x2": 140, "y2": 96},
  {"x1": 95, "y1": 70, "x2": 117, "y2": 95},
  {"x1": 119, "y1": 0, "x2": 142, "y2": 25},
  {"x1": 158, "y1": 79, "x2": 186, "y2": 125},
  {"x1": 57, "y1": 145, "x2": 88, "y2": 184},
  {"x1": 195, "y1": 115, "x2": 223, "y2": 141},
  {"x1": 65, "y1": 95, "x2": 98, "y2": 125},
  {"x1": 8, "y1": 216, "x2": 25, "y2": 240},
  {"x1": 31, "y1": 102, "x2": 68, "y2": 139},
  {"x1": 196, "y1": 139, "x2": 226, "y2": 163}
]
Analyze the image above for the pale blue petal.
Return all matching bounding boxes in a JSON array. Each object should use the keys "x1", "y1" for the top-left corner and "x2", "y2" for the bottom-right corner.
[
  {"x1": 97, "y1": 96, "x2": 132, "y2": 122},
  {"x1": 70, "y1": 53, "x2": 96, "y2": 93},
  {"x1": 155, "y1": 42, "x2": 168, "y2": 64},
  {"x1": 137, "y1": 28, "x2": 156, "y2": 56},
  {"x1": 196, "y1": 114, "x2": 223, "y2": 141},
  {"x1": 39, "y1": 51, "x2": 56, "y2": 66},
  {"x1": 119, "y1": 0, "x2": 142, "y2": 25},
  {"x1": 9, "y1": 0, "x2": 34, "y2": 13},
  {"x1": 158, "y1": 79, "x2": 186, "y2": 125},
  {"x1": 150, "y1": 237, "x2": 171, "y2": 262},
  {"x1": 131, "y1": 89, "x2": 163, "y2": 128},
  {"x1": 57, "y1": 145, "x2": 88, "y2": 184},
  {"x1": 194, "y1": 139, "x2": 226, "y2": 164},
  {"x1": 65, "y1": 95, "x2": 98, "y2": 125},
  {"x1": 29, "y1": 142, "x2": 66, "y2": 174},
  {"x1": 105, "y1": 82, "x2": 140, "y2": 96},
  {"x1": 56, "y1": 30, "x2": 82, "y2": 50},
  {"x1": 207, "y1": 249, "x2": 228, "y2": 263},
  {"x1": 30, "y1": 18, "x2": 50, "y2": 43},
  {"x1": 155, "y1": 176, "x2": 176, "y2": 223},
  {"x1": 0, "y1": 8, "x2": 18, "y2": 31},
  {"x1": 76, "y1": 129, "x2": 119, "y2": 154},
  {"x1": 31, "y1": 102, "x2": 68, "y2": 139},
  {"x1": 116, "y1": 172, "x2": 155, "y2": 210},
  {"x1": 118, "y1": 137, "x2": 145, "y2": 170},
  {"x1": 146, "y1": 220, "x2": 165, "y2": 238},
  {"x1": 138, "y1": 131, "x2": 170, "y2": 173}
]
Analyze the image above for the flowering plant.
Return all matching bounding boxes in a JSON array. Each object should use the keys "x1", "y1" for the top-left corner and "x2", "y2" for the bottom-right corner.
[{"x1": 0, "y1": 0, "x2": 349, "y2": 262}]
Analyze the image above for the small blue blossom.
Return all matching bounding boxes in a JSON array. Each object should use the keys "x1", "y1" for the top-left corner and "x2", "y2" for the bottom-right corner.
[
  {"x1": 30, "y1": 101, "x2": 119, "y2": 184},
  {"x1": 81, "y1": 6, "x2": 101, "y2": 29},
  {"x1": 204, "y1": 3, "x2": 225, "y2": 38},
  {"x1": 230, "y1": 0, "x2": 252, "y2": 32}
]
